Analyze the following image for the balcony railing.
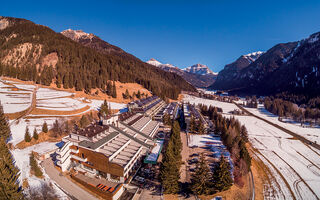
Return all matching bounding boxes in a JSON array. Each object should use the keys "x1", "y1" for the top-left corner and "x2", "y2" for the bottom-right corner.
[{"x1": 71, "y1": 154, "x2": 87, "y2": 162}]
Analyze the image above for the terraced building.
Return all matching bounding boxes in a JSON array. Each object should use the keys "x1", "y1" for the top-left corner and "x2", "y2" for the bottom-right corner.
[{"x1": 56, "y1": 113, "x2": 159, "y2": 183}]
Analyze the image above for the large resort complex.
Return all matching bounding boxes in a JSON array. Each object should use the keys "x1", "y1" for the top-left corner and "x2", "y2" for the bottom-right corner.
[{"x1": 55, "y1": 96, "x2": 168, "y2": 199}]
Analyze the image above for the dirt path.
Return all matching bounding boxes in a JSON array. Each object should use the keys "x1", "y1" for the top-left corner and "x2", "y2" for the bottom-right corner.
[
  {"x1": 10, "y1": 85, "x2": 37, "y2": 125},
  {"x1": 180, "y1": 131, "x2": 190, "y2": 183}
]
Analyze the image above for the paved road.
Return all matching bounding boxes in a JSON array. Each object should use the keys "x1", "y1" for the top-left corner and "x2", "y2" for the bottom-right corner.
[
  {"x1": 42, "y1": 158, "x2": 98, "y2": 200},
  {"x1": 249, "y1": 170, "x2": 255, "y2": 200},
  {"x1": 234, "y1": 102, "x2": 320, "y2": 151}
]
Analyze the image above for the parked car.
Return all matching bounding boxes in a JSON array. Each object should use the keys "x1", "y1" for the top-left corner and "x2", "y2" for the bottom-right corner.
[{"x1": 135, "y1": 176, "x2": 145, "y2": 183}]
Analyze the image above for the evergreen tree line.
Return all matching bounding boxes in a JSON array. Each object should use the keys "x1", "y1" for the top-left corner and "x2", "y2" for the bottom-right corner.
[
  {"x1": 199, "y1": 104, "x2": 251, "y2": 186},
  {"x1": 160, "y1": 121, "x2": 182, "y2": 194},
  {"x1": 0, "y1": 19, "x2": 196, "y2": 99},
  {"x1": 122, "y1": 89, "x2": 145, "y2": 100},
  {"x1": 0, "y1": 102, "x2": 23, "y2": 199},
  {"x1": 188, "y1": 116, "x2": 205, "y2": 134},
  {"x1": 264, "y1": 97, "x2": 320, "y2": 125},
  {"x1": 191, "y1": 153, "x2": 233, "y2": 195},
  {"x1": 162, "y1": 113, "x2": 172, "y2": 126},
  {"x1": 245, "y1": 96, "x2": 258, "y2": 108},
  {"x1": 273, "y1": 92, "x2": 320, "y2": 108}
]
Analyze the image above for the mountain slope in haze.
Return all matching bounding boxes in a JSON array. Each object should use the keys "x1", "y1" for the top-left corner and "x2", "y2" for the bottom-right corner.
[
  {"x1": 0, "y1": 17, "x2": 195, "y2": 99},
  {"x1": 147, "y1": 58, "x2": 217, "y2": 88},
  {"x1": 210, "y1": 31, "x2": 320, "y2": 97}
]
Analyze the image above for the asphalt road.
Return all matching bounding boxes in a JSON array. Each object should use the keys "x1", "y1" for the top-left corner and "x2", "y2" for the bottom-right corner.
[{"x1": 42, "y1": 158, "x2": 98, "y2": 200}]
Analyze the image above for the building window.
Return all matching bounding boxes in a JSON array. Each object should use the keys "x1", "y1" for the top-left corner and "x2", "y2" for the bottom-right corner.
[
  {"x1": 111, "y1": 174, "x2": 120, "y2": 180},
  {"x1": 83, "y1": 165, "x2": 93, "y2": 171}
]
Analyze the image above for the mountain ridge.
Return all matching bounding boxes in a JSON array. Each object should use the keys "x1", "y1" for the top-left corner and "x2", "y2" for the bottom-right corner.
[
  {"x1": 0, "y1": 17, "x2": 196, "y2": 99},
  {"x1": 211, "y1": 32, "x2": 320, "y2": 97},
  {"x1": 146, "y1": 58, "x2": 218, "y2": 88}
]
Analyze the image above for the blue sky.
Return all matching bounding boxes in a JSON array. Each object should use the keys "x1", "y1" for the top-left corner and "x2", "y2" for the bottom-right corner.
[{"x1": 1, "y1": 0, "x2": 320, "y2": 72}]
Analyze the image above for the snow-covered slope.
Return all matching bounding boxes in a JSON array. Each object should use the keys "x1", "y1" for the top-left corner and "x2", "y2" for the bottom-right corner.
[
  {"x1": 146, "y1": 58, "x2": 178, "y2": 69},
  {"x1": 183, "y1": 64, "x2": 218, "y2": 75},
  {"x1": 243, "y1": 51, "x2": 264, "y2": 63}
]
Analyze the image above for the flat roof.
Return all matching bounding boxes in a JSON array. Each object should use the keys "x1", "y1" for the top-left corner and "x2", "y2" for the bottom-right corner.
[
  {"x1": 74, "y1": 122, "x2": 109, "y2": 138},
  {"x1": 79, "y1": 131, "x2": 119, "y2": 150}
]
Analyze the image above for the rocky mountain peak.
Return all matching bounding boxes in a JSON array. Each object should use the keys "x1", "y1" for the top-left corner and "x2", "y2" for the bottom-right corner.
[
  {"x1": 146, "y1": 58, "x2": 218, "y2": 88},
  {"x1": 184, "y1": 64, "x2": 217, "y2": 75},
  {"x1": 61, "y1": 29, "x2": 95, "y2": 41},
  {"x1": 147, "y1": 58, "x2": 162, "y2": 67},
  {"x1": 242, "y1": 51, "x2": 264, "y2": 63},
  {"x1": 0, "y1": 17, "x2": 10, "y2": 30}
]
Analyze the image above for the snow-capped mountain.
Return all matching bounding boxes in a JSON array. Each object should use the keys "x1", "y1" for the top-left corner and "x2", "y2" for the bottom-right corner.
[
  {"x1": 243, "y1": 51, "x2": 264, "y2": 63},
  {"x1": 147, "y1": 59, "x2": 184, "y2": 74},
  {"x1": 147, "y1": 58, "x2": 162, "y2": 67},
  {"x1": 147, "y1": 59, "x2": 217, "y2": 88},
  {"x1": 183, "y1": 64, "x2": 218, "y2": 75}
]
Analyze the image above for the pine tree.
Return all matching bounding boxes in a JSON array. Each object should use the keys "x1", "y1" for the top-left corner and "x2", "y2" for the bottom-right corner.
[
  {"x1": 125, "y1": 89, "x2": 130, "y2": 99},
  {"x1": 42, "y1": 121, "x2": 48, "y2": 133},
  {"x1": 160, "y1": 140, "x2": 180, "y2": 194},
  {"x1": 160, "y1": 121, "x2": 182, "y2": 194},
  {"x1": 33, "y1": 128, "x2": 38, "y2": 140},
  {"x1": 99, "y1": 100, "x2": 110, "y2": 117},
  {"x1": 189, "y1": 116, "x2": 196, "y2": 133},
  {"x1": 0, "y1": 103, "x2": 10, "y2": 140},
  {"x1": 24, "y1": 127, "x2": 31, "y2": 142},
  {"x1": 191, "y1": 153, "x2": 212, "y2": 195},
  {"x1": 112, "y1": 81, "x2": 117, "y2": 98},
  {"x1": 80, "y1": 115, "x2": 89, "y2": 128},
  {"x1": 106, "y1": 81, "x2": 112, "y2": 96},
  {"x1": 0, "y1": 102, "x2": 23, "y2": 199},
  {"x1": 212, "y1": 156, "x2": 233, "y2": 192},
  {"x1": 30, "y1": 153, "x2": 43, "y2": 178},
  {"x1": 136, "y1": 90, "x2": 141, "y2": 99},
  {"x1": 56, "y1": 74, "x2": 62, "y2": 88}
]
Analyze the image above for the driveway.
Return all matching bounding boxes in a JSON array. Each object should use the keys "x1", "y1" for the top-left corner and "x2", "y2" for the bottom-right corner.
[{"x1": 42, "y1": 158, "x2": 98, "y2": 200}]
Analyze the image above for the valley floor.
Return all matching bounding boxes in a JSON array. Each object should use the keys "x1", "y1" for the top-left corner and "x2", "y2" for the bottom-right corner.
[{"x1": 183, "y1": 94, "x2": 320, "y2": 200}]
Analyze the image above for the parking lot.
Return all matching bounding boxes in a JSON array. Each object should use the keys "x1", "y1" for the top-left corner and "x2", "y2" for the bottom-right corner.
[{"x1": 130, "y1": 128, "x2": 169, "y2": 199}]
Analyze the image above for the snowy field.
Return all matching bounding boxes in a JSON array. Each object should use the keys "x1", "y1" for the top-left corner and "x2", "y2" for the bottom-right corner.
[
  {"x1": 189, "y1": 134, "x2": 223, "y2": 148},
  {"x1": 9, "y1": 118, "x2": 59, "y2": 145},
  {"x1": 0, "y1": 77, "x2": 126, "y2": 197},
  {"x1": 183, "y1": 95, "x2": 320, "y2": 199},
  {"x1": 246, "y1": 104, "x2": 320, "y2": 144},
  {"x1": 12, "y1": 142, "x2": 68, "y2": 199},
  {"x1": 234, "y1": 115, "x2": 320, "y2": 199},
  {"x1": 183, "y1": 94, "x2": 238, "y2": 114},
  {"x1": 37, "y1": 97, "x2": 87, "y2": 111},
  {"x1": 0, "y1": 80, "x2": 32, "y2": 113},
  {"x1": 36, "y1": 87, "x2": 72, "y2": 99}
]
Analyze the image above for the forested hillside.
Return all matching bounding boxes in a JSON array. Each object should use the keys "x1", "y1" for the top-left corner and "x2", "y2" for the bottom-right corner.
[{"x1": 0, "y1": 17, "x2": 195, "y2": 99}]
